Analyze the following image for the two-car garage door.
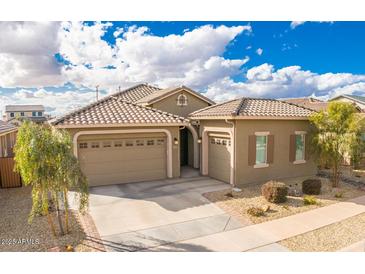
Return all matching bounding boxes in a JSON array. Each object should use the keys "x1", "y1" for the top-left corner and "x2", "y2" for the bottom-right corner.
[{"x1": 78, "y1": 134, "x2": 167, "y2": 186}]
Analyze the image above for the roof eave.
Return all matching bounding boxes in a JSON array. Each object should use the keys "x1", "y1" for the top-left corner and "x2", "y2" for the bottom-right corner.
[{"x1": 54, "y1": 122, "x2": 190, "y2": 129}]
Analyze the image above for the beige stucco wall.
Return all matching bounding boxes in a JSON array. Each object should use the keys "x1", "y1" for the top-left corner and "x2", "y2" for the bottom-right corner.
[
  {"x1": 65, "y1": 126, "x2": 181, "y2": 178},
  {"x1": 150, "y1": 90, "x2": 211, "y2": 117},
  {"x1": 235, "y1": 119, "x2": 317, "y2": 186},
  {"x1": 197, "y1": 119, "x2": 317, "y2": 186}
]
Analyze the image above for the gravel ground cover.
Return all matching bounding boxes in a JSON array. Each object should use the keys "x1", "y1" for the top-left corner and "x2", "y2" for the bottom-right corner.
[
  {"x1": 280, "y1": 212, "x2": 365, "y2": 251},
  {"x1": 0, "y1": 186, "x2": 103, "y2": 252},
  {"x1": 203, "y1": 176, "x2": 365, "y2": 224}
]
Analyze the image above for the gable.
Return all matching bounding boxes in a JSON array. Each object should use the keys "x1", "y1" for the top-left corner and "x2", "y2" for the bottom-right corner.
[{"x1": 150, "y1": 89, "x2": 213, "y2": 118}]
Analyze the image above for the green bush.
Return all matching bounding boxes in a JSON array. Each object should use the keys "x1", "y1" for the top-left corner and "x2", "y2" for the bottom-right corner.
[
  {"x1": 247, "y1": 206, "x2": 265, "y2": 217},
  {"x1": 302, "y1": 179, "x2": 322, "y2": 195},
  {"x1": 303, "y1": 195, "x2": 318, "y2": 205},
  {"x1": 261, "y1": 180, "x2": 288, "y2": 203}
]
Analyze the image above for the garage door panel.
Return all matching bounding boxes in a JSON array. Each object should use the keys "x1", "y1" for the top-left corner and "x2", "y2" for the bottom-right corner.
[
  {"x1": 78, "y1": 136, "x2": 167, "y2": 186},
  {"x1": 79, "y1": 149, "x2": 166, "y2": 163},
  {"x1": 208, "y1": 137, "x2": 231, "y2": 183}
]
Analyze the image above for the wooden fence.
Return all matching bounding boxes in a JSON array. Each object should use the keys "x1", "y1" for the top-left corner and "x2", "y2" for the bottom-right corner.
[{"x1": 0, "y1": 157, "x2": 22, "y2": 188}]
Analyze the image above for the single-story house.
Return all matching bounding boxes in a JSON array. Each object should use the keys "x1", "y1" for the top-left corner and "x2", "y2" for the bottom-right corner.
[
  {"x1": 189, "y1": 98, "x2": 317, "y2": 186},
  {"x1": 52, "y1": 84, "x2": 318, "y2": 187},
  {"x1": 329, "y1": 94, "x2": 365, "y2": 112},
  {"x1": 283, "y1": 97, "x2": 329, "y2": 112},
  {"x1": 52, "y1": 84, "x2": 213, "y2": 186}
]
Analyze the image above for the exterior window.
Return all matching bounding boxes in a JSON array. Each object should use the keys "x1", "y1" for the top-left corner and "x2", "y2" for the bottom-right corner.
[
  {"x1": 256, "y1": 136, "x2": 267, "y2": 165},
  {"x1": 102, "y1": 141, "x2": 111, "y2": 148},
  {"x1": 32, "y1": 111, "x2": 37, "y2": 117},
  {"x1": 20, "y1": 112, "x2": 25, "y2": 117},
  {"x1": 114, "y1": 140, "x2": 123, "y2": 147},
  {"x1": 156, "y1": 139, "x2": 164, "y2": 145},
  {"x1": 125, "y1": 140, "x2": 134, "y2": 147},
  {"x1": 91, "y1": 142, "x2": 100, "y2": 148},
  {"x1": 177, "y1": 94, "x2": 188, "y2": 106},
  {"x1": 136, "y1": 140, "x2": 144, "y2": 146},
  {"x1": 10, "y1": 112, "x2": 14, "y2": 117},
  {"x1": 79, "y1": 142, "x2": 88, "y2": 149},
  {"x1": 38, "y1": 112, "x2": 43, "y2": 117},
  {"x1": 147, "y1": 140, "x2": 155, "y2": 146},
  {"x1": 295, "y1": 134, "x2": 305, "y2": 161}
]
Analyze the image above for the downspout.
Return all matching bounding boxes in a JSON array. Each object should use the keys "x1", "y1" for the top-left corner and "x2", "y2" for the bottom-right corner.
[{"x1": 225, "y1": 119, "x2": 236, "y2": 187}]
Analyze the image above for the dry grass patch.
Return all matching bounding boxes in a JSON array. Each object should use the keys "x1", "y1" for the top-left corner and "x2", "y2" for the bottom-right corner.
[
  {"x1": 280, "y1": 212, "x2": 365, "y2": 251},
  {"x1": 203, "y1": 176, "x2": 364, "y2": 224},
  {"x1": 0, "y1": 186, "x2": 103, "y2": 252}
]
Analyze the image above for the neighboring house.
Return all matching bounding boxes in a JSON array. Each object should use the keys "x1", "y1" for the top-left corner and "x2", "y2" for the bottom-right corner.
[
  {"x1": 0, "y1": 120, "x2": 17, "y2": 157},
  {"x1": 4, "y1": 105, "x2": 47, "y2": 124},
  {"x1": 283, "y1": 97, "x2": 328, "y2": 112},
  {"x1": 329, "y1": 94, "x2": 365, "y2": 111},
  {"x1": 52, "y1": 84, "x2": 317, "y2": 187},
  {"x1": 52, "y1": 84, "x2": 212, "y2": 186},
  {"x1": 189, "y1": 98, "x2": 317, "y2": 186}
]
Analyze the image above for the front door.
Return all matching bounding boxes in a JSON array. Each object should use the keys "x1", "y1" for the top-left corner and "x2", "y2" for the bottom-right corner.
[{"x1": 180, "y1": 128, "x2": 188, "y2": 166}]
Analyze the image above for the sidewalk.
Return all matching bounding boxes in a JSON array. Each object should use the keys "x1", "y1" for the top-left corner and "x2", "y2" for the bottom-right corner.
[{"x1": 148, "y1": 195, "x2": 365, "y2": 251}]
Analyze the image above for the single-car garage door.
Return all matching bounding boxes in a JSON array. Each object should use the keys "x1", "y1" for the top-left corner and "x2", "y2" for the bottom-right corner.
[
  {"x1": 208, "y1": 135, "x2": 231, "y2": 183},
  {"x1": 78, "y1": 134, "x2": 167, "y2": 186}
]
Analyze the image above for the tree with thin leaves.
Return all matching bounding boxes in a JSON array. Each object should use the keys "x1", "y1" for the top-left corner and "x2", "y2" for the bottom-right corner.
[
  {"x1": 14, "y1": 121, "x2": 88, "y2": 236},
  {"x1": 309, "y1": 101, "x2": 365, "y2": 187}
]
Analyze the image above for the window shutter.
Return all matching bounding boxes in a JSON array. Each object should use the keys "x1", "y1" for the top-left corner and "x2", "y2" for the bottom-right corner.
[
  {"x1": 304, "y1": 134, "x2": 309, "y2": 160},
  {"x1": 248, "y1": 135, "x2": 256, "y2": 166},
  {"x1": 289, "y1": 134, "x2": 296, "y2": 162},
  {"x1": 267, "y1": 135, "x2": 274, "y2": 164}
]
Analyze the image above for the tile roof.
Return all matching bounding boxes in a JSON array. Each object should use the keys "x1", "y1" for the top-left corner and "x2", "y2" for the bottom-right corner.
[
  {"x1": 330, "y1": 94, "x2": 365, "y2": 105},
  {"x1": 135, "y1": 86, "x2": 215, "y2": 105},
  {"x1": 52, "y1": 97, "x2": 188, "y2": 127},
  {"x1": 283, "y1": 97, "x2": 328, "y2": 111},
  {"x1": 189, "y1": 97, "x2": 314, "y2": 119},
  {"x1": 113, "y1": 83, "x2": 161, "y2": 103},
  {"x1": 0, "y1": 120, "x2": 17, "y2": 135},
  {"x1": 5, "y1": 105, "x2": 45, "y2": 112}
]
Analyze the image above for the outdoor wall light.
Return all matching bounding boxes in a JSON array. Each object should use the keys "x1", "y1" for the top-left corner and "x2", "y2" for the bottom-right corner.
[
  {"x1": 197, "y1": 138, "x2": 202, "y2": 144},
  {"x1": 174, "y1": 138, "x2": 179, "y2": 145}
]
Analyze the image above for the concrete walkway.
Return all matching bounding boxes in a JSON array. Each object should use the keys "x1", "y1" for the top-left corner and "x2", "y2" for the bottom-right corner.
[
  {"x1": 338, "y1": 240, "x2": 365, "y2": 252},
  {"x1": 149, "y1": 195, "x2": 365, "y2": 251}
]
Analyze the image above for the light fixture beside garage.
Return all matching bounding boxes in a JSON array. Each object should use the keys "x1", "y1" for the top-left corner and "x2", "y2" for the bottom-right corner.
[
  {"x1": 174, "y1": 137, "x2": 179, "y2": 145},
  {"x1": 197, "y1": 138, "x2": 202, "y2": 144}
]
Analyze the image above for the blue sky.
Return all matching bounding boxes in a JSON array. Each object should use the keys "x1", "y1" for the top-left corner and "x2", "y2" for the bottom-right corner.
[{"x1": 1, "y1": 21, "x2": 365, "y2": 116}]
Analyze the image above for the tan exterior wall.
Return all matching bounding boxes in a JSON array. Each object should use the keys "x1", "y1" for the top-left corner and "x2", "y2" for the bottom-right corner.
[
  {"x1": 65, "y1": 126, "x2": 181, "y2": 178},
  {"x1": 234, "y1": 120, "x2": 317, "y2": 186},
  {"x1": 150, "y1": 90, "x2": 211, "y2": 117},
  {"x1": 197, "y1": 119, "x2": 317, "y2": 186}
]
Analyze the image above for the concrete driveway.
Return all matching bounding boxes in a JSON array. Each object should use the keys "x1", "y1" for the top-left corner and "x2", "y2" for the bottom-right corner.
[{"x1": 87, "y1": 176, "x2": 246, "y2": 251}]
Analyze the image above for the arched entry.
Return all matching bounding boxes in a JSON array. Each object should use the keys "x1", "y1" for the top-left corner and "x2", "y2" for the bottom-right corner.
[{"x1": 179, "y1": 124, "x2": 199, "y2": 169}]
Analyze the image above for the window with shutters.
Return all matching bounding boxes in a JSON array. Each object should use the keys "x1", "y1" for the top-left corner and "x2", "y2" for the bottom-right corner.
[
  {"x1": 293, "y1": 131, "x2": 306, "y2": 164},
  {"x1": 256, "y1": 135, "x2": 267, "y2": 165}
]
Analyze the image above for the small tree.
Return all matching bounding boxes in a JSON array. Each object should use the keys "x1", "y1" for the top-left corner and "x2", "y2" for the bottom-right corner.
[
  {"x1": 309, "y1": 101, "x2": 365, "y2": 187},
  {"x1": 14, "y1": 121, "x2": 88, "y2": 236}
]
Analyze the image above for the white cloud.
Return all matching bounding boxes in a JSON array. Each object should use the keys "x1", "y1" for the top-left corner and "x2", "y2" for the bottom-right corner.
[
  {"x1": 60, "y1": 23, "x2": 252, "y2": 90},
  {"x1": 290, "y1": 21, "x2": 334, "y2": 29},
  {"x1": 290, "y1": 21, "x2": 306, "y2": 29},
  {"x1": 0, "y1": 22, "x2": 64, "y2": 87},
  {"x1": 256, "y1": 48, "x2": 263, "y2": 56},
  {"x1": 205, "y1": 63, "x2": 365, "y2": 102},
  {"x1": 0, "y1": 88, "x2": 98, "y2": 117}
]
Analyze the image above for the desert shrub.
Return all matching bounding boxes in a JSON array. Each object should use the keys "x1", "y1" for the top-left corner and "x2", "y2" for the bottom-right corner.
[
  {"x1": 302, "y1": 179, "x2": 322, "y2": 195},
  {"x1": 334, "y1": 191, "x2": 344, "y2": 198},
  {"x1": 261, "y1": 180, "x2": 288, "y2": 203},
  {"x1": 225, "y1": 192, "x2": 234, "y2": 198},
  {"x1": 303, "y1": 195, "x2": 318, "y2": 205},
  {"x1": 247, "y1": 206, "x2": 265, "y2": 217}
]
